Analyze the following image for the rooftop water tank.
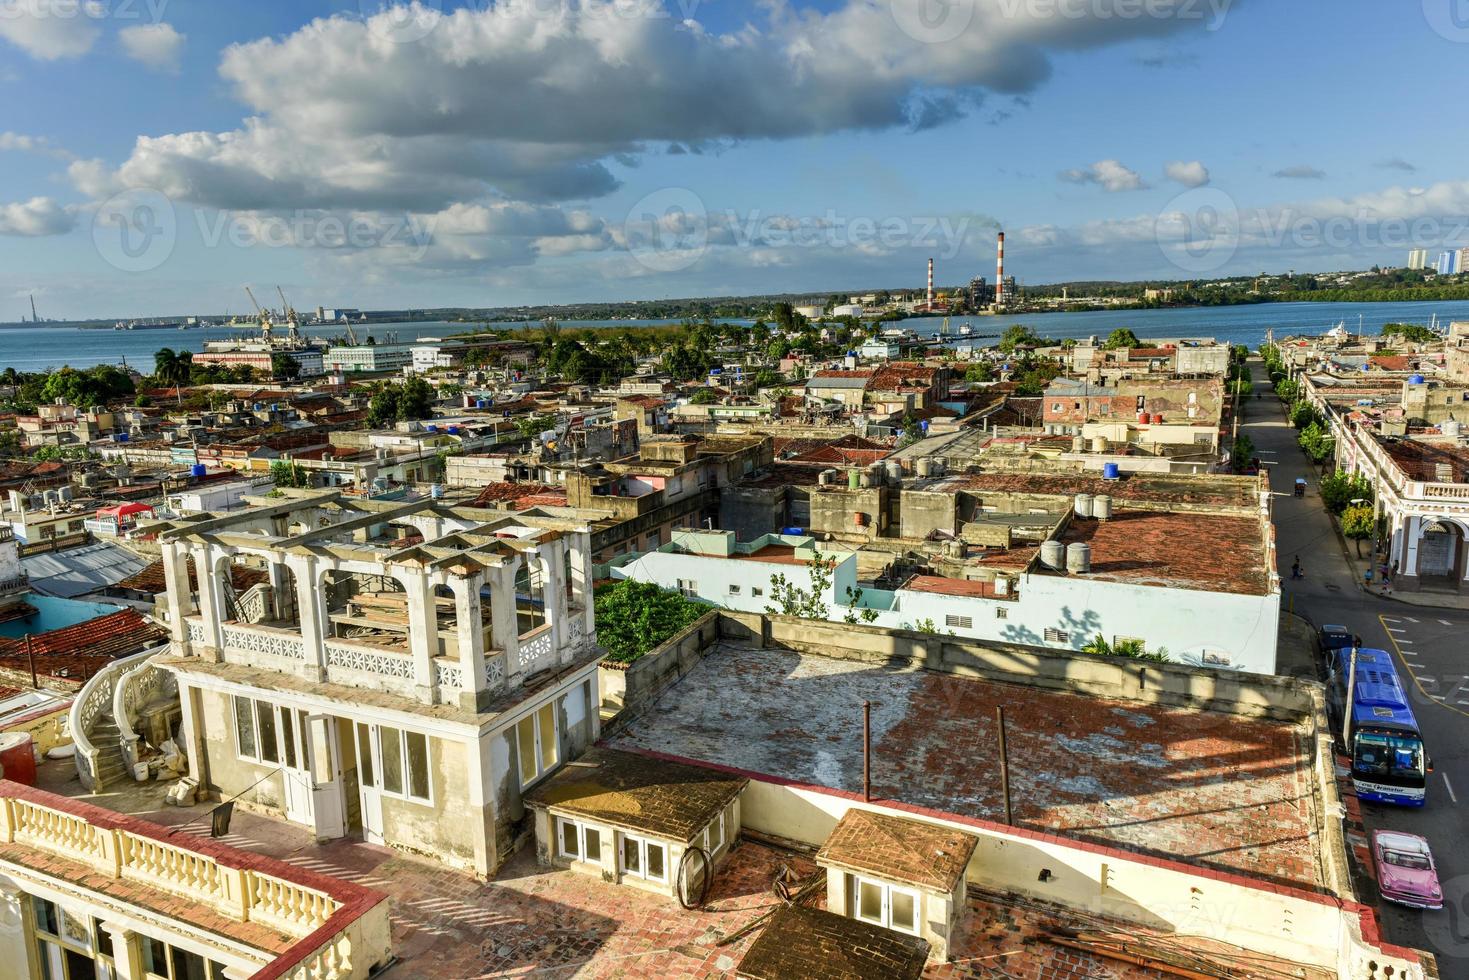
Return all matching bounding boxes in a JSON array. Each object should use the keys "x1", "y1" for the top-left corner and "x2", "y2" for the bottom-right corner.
[
  {"x1": 1074, "y1": 493, "x2": 1093, "y2": 518},
  {"x1": 886, "y1": 461, "x2": 903, "y2": 483},
  {"x1": 1071, "y1": 435, "x2": 1085, "y2": 453},
  {"x1": 1443, "y1": 419, "x2": 1462, "y2": 439},
  {"x1": 1089, "y1": 436, "x2": 1108, "y2": 453},
  {"x1": 430, "y1": 483, "x2": 444, "y2": 499},
  {"x1": 1066, "y1": 541, "x2": 1092, "y2": 575},
  {"x1": 425, "y1": 424, "x2": 438, "y2": 432},
  {"x1": 916, "y1": 458, "x2": 933, "y2": 478},
  {"x1": 476, "y1": 399, "x2": 487, "y2": 408},
  {"x1": 859, "y1": 472, "x2": 873, "y2": 489},
  {"x1": 1409, "y1": 374, "x2": 1426, "y2": 385},
  {"x1": 848, "y1": 469, "x2": 861, "y2": 490},
  {"x1": 116, "y1": 432, "x2": 129, "y2": 443},
  {"x1": 1093, "y1": 494, "x2": 1113, "y2": 520},
  {"x1": 190, "y1": 464, "x2": 206, "y2": 478},
  {"x1": 447, "y1": 425, "x2": 460, "y2": 435},
  {"x1": 1137, "y1": 411, "x2": 1149, "y2": 424},
  {"x1": 782, "y1": 527, "x2": 804, "y2": 536},
  {"x1": 819, "y1": 470, "x2": 832, "y2": 486},
  {"x1": 1102, "y1": 462, "x2": 1120, "y2": 480},
  {"x1": 1040, "y1": 540, "x2": 1066, "y2": 570}
]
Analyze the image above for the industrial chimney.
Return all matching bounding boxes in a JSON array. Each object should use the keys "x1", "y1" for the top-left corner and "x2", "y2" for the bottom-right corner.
[
  {"x1": 926, "y1": 257, "x2": 935, "y2": 310},
  {"x1": 995, "y1": 232, "x2": 1006, "y2": 306}
]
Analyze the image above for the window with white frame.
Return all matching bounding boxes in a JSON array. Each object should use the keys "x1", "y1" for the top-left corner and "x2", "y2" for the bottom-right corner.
[
  {"x1": 751, "y1": 585, "x2": 764, "y2": 597},
  {"x1": 676, "y1": 578, "x2": 699, "y2": 598},
  {"x1": 701, "y1": 807, "x2": 727, "y2": 855},
  {"x1": 556, "y1": 816, "x2": 603, "y2": 863},
  {"x1": 516, "y1": 702, "x2": 559, "y2": 788},
  {"x1": 354, "y1": 722, "x2": 432, "y2": 804},
  {"x1": 234, "y1": 695, "x2": 313, "y2": 769},
  {"x1": 619, "y1": 833, "x2": 668, "y2": 883},
  {"x1": 141, "y1": 934, "x2": 228, "y2": 980},
  {"x1": 728, "y1": 584, "x2": 741, "y2": 595},
  {"x1": 851, "y1": 875, "x2": 921, "y2": 936},
  {"x1": 995, "y1": 607, "x2": 1007, "y2": 620}
]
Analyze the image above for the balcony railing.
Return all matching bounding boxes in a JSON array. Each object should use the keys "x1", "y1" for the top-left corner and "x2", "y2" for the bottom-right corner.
[
  {"x1": 0, "y1": 573, "x2": 28, "y2": 597},
  {"x1": 0, "y1": 783, "x2": 390, "y2": 979}
]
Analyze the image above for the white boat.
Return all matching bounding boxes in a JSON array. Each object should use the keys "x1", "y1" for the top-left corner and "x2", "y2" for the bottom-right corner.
[{"x1": 958, "y1": 322, "x2": 973, "y2": 337}]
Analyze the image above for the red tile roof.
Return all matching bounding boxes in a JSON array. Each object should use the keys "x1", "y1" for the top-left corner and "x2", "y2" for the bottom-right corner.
[
  {"x1": 900, "y1": 574, "x2": 1013, "y2": 599},
  {"x1": 115, "y1": 558, "x2": 266, "y2": 596},
  {"x1": 471, "y1": 481, "x2": 560, "y2": 507},
  {"x1": 0, "y1": 609, "x2": 166, "y2": 679}
]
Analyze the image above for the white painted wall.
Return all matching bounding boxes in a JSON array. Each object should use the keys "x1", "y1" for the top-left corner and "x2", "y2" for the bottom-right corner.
[{"x1": 619, "y1": 552, "x2": 1278, "y2": 675}]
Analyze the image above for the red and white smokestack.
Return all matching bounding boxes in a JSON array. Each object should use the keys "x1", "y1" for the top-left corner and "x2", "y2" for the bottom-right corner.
[
  {"x1": 926, "y1": 257, "x2": 934, "y2": 309},
  {"x1": 995, "y1": 231, "x2": 1006, "y2": 305}
]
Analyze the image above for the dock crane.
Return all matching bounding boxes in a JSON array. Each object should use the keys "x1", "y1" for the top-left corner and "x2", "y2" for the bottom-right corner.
[
  {"x1": 276, "y1": 286, "x2": 301, "y2": 345},
  {"x1": 244, "y1": 286, "x2": 273, "y2": 343}
]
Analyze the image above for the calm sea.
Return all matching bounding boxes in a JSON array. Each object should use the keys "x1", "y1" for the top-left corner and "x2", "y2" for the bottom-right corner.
[{"x1": 4, "y1": 301, "x2": 1469, "y2": 372}]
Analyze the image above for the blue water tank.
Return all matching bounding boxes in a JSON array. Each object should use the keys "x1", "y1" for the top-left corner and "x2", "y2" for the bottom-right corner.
[
  {"x1": 190, "y1": 464, "x2": 206, "y2": 478},
  {"x1": 475, "y1": 399, "x2": 487, "y2": 409},
  {"x1": 1102, "y1": 462, "x2": 1120, "y2": 480},
  {"x1": 781, "y1": 527, "x2": 804, "y2": 536},
  {"x1": 425, "y1": 424, "x2": 438, "y2": 432},
  {"x1": 447, "y1": 425, "x2": 460, "y2": 435},
  {"x1": 1409, "y1": 374, "x2": 1426, "y2": 385},
  {"x1": 116, "y1": 432, "x2": 129, "y2": 443}
]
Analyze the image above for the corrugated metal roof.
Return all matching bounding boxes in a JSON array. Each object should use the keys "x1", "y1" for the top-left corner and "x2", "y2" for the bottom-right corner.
[{"x1": 22, "y1": 542, "x2": 152, "y2": 598}]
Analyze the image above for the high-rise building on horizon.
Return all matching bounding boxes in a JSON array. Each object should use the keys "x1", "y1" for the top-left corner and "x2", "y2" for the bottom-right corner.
[{"x1": 1407, "y1": 248, "x2": 1428, "y2": 270}]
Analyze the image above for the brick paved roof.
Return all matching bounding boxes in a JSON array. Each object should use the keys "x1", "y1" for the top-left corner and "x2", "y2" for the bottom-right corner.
[
  {"x1": 612, "y1": 646, "x2": 1324, "y2": 892},
  {"x1": 736, "y1": 905, "x2": 928, "y2": 980},
  {"x1": 523, "y1": 747, "x2": 746, "y2": 842},
  {"x1": 945, "y1": 471, "x2": 1259, "y2": 509},
  {"x1": 817, "y1": 809, "x2": 975, "y2": 892},
  {"x1": 1381, "y1": 437, "x2": 1469, "y2": 483},
  {"x1": 1057, "y1": 509, "x2": 1269, "y2": 596}
]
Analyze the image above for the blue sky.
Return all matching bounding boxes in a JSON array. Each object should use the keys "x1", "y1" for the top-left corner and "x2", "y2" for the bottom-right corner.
[{"x1": 1, "y1": 0, "x2": 1466, "y2": 320}]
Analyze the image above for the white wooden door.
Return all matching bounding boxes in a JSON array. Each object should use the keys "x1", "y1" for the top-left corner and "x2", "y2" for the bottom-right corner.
[
  {"x1": 355, "y1": 722, "x2": 386, "y2": 845},
  {"x1": 280, "y1": 707, "x2": 314, "y2": 828},
  {"x1": 308, "y1": 714, "x2": 346, "y2": 840}
]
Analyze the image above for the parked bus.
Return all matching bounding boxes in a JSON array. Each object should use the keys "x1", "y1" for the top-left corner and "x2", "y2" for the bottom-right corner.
[{"x1": 1328, "y1": 648, "x2": 1428, "y2": 806}]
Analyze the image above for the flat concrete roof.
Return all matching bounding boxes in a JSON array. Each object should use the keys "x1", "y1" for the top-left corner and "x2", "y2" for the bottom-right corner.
[
  {"x1": 1055, "y1": 509, "x2": 1270, "y2": 596},
  {"x1": 610, "y1": 645, "x2": 1324, "y2": 893}
]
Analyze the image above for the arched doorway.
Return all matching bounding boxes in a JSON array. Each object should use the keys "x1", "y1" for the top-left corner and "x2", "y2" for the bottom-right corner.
[{"x1": 1416, "y1": 520, "x2": 1465, "y2": 592}]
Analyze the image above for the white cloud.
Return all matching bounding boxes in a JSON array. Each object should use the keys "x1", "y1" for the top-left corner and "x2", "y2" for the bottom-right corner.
[
  {"x1": 0, "y1": 131, "x2": 73, "y2": 160},
  {"x1": 1060, "y1": 159, "x2": 1147, "y2": 192},
  {"x1": 0, "y1": 197, "x2": 75, "y2": 236},
  {"x1": 1164, "y1": 160, "x2": 1210, "y2": 187},
  {"x1": 119, "y1": 23, "x2": 185, "y2": 73},
  {"x1": 1376, "y1": 158, "x2": 1417, "y2": 173},
  {"x1": 1274, "y1": 165, "x2": 1326, "y2": 180},
  {"x1": 0, "y1": 0, "x2": 102, "y2": 60}
]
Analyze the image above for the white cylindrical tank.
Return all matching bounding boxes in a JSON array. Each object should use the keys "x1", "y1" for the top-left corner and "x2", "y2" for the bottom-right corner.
[
  {"x1": 1071, "y1": 435, "x2": 1085, "y2": 453},
  {"x1": 859, "y1": 472, "x2": 872, "y2": 489},
  {"x1": 916, "y1": 458, "x2": 933, "y2": 478},
  {"x1": 1074, "y1": 493, "x2": 1093, "y2": 518},
  {"x1": 886, "y1": 460, "x2": 903, "y2": 483},
  {"x1": 1093, "y1": 494, "x2": 1113, "y2": 521},
  {"x1": 1040, "y1": 540, "x2": 1066, "y2": 570},
  {"x1": 1090, "y1": 436, "x2": 1108, "y2": 453},
  {"x1": 1066, "y1": 541, "x2": 1092, "y2": 574},
  {"x1": 1444, "y1": 420, "x2": 1462, "y2": 439},
  {"x1": 818, "y1": 470, "x2": 832, "y2": 486}
]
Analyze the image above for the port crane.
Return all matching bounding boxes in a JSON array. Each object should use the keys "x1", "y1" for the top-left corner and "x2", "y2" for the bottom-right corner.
[
  {"x1": 244, "y1": 286, "x2": 273, "y2": 343},
  {"x1": 276, "y1": 286, "x2": 301, "y2": 344}
]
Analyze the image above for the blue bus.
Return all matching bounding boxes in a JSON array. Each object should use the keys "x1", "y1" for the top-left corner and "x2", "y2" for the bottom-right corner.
[{"x1": 1328, "y1": 648, "x2": 1428, "y2": 806}]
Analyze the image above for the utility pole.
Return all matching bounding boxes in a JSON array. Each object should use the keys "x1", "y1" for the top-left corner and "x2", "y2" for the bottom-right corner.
[
  {"x1": 862, "y1": 700, "x2": 871, "y2": 802},
  {"x1": 1342, "y1": 649, "x2": 1357, "y2": 750}
]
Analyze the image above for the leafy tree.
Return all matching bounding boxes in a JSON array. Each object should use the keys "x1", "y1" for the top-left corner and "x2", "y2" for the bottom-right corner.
[
  {"x1": 753, "y1": 368, "x2": 782, "y2": 387},
  {"x1": 1275, "y1": 379, "x2": 1299, "y2": 403},
  {"x1": 964, "y1": 362, "x2": 994, "y2": 383},
  {"x1": 1102, "y1": 328, "x2": 1140, "y2": 349},
  {"x1": 841, "y1": 585, "x2": 879, "y2": 625},
  {"x1": 900, "y1": 414, "x2": 924, "y2": 446},
  {"x1": 1381, "y1": 322, "x2": 1437, "y2": 344},
  {"x1": 269, "y1": 459, "x2": 311, "y2": 489},
  {"x1": 271, "y1": 353, "x2": 301, "y2": 381},
  {"x1": 998, "y1": 324, "x2": 1045, "y2": 352},
  {"x1": 1012, "y1": 361, "x2": 1061, "y2": 396},
  {"x1": 1288, "y1": 400, "x2": 1322, "y2": 429},
  {"x1": 1319, "y1": 470, "x2": 1372, "y2": 515},
  {"x1": 366, "y1": 376, "x2": 435, "y2": 428},
  {"x1": 1342, "y1": 505, "x2": 1375, "y2": 557},
  {"x1": 766, "y1": 338, "x2": 792, "y2": 361},
  {"x1": 594, "y1": 580, "x2": 708, "y2": 665},
  {"x1": 1230, "y1": 434, "x2": 1255, "y2": 473},
  {"x1": 154, "y1": 348, "x2": 193, "y2": 387},
  {"x1": 689, "y1": 388, "x2": 718, "y2": 405},
  {"x1": 765, "y1": 554, "x2": 835, "y2": 620},
  {"x1": 1298, "y1": 421, "x2": 1335, "y2": 463}
]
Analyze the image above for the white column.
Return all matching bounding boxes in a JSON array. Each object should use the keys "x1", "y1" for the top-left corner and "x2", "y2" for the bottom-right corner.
[
  {"x1": 160, "y1": 539, "x2": 194, "y2": 648},
  {"x1": 1404, "y1": 516, "x2": 1421, "y2": 576},
  {"x1": 453, "y1": 569, "x2": 489, "y2": 711},
  {"x1": 286, "y1": 554, "x2": 327, "y2": 681},
  {"x1": 568, "y1": 530, "x2": 594, "y2": 644},
  {"x1": 175, "y1": 682, "x2": 208, "y2": 790},
  {"x1": 99, "y1": 922, "x2": 142, "y2": 980},
  {"x1": 489, "y1": 560, "x2": 521, "y2": 686},
  {"x1": 541, "y1": 547, "x2": 568, "y2": 665},
  {"x1": 400, "y1": 569, "x2": 439, "y2": 705},
  {"x1": 267, "y1": 560, "x2": 291, "y2": 623},
  {"x1": 189, "y1": 543, "x2": 225, "y2": 660}
]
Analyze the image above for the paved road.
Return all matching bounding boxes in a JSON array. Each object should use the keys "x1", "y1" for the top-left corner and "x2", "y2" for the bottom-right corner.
[{"x1": 1243, "y1": 360, "x2": 1469, "y2": 971}]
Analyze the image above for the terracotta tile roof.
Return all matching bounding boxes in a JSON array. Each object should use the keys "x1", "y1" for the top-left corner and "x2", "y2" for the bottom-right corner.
[
  {"x1": 899, "y1": 574, "x2": 1014, "y2": 600},
  {"x1": 1369, "y1": 355, "x2": 1413, "y2": 372},
  {"x1": 1382, "y1": 438, "x2": 1469, "y2": 483},
  {"x1": 871, "y1": 362, "x2": 940, "y2": 391},
  {"x1": 471, "y1": 481, "x2": 560, "y2": 507},
  {"x1": 1059, "y1": 510, "x2": 1268, "y2": 595},
  {"x1": 817, "y1": 808, "x2": 975, "y2": 892},
  {"x1": 115, "y1": 558, "x2": 267, "y2": 596},
  {"x1": 811, "y1": 369, "x2": 875, "y2": 380},
  {"x1": 523, "y1": 747, "x2": 746, "y2": 843},
  {"x1": 0, "y1": 608, "x2": 165, "y2": 679},
  {"x1": 736, "y1": 905, "x2": 928, "y2": 980}
]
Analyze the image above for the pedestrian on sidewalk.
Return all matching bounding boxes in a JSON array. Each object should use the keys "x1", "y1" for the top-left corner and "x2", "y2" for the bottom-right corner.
[
  {"x1": 1381, "y1": 561, "x2": 1395, "y2": 595},
  {"x1": 1291, "y1": 555, "x2": 1302, "y2": 580}
]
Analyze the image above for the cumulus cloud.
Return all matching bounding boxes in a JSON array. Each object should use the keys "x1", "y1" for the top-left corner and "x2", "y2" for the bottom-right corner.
[
  {"x1": 0, "y1": 131, "x2": 72, "y2": 160},
  {"x1": 1164, "y1": 160, "x2": 1210, "y2": 187},
  {"x1": 1060, "y1": 159, "x2": 1147, "y2": 192},
  {"x1": 0, "y1": 197, "x2": 76, "y2": 236},
  {"x1": 119, "y1": 23, "x2": 185, "y2": 73},
  {"x1": 0, "y1": 0, "x2": 102, "y2": 60},
  {"x1": 1274, "y1": 165, "x2": 1326, "y2": 180}
]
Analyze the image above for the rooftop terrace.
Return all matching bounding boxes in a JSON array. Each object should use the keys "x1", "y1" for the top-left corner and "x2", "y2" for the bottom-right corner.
[
  {"x1": 1381, "y1": 436, "x2": 1469, "y2": 483},
  {"x1": 1056, "y1": 509, "x2": 1271, "y2": 596},
  {"x1": 944, "y1": 471, "x2": 1261, "y2": 510},
  {"x1": 611, "y1": 645, "x2": 1324, "y2": 893}
]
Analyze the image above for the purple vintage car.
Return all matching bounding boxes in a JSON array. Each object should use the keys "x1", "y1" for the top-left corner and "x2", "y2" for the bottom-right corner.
[{"x1": 1372, "y1": 830, "x2": 1443, "y2": 910}]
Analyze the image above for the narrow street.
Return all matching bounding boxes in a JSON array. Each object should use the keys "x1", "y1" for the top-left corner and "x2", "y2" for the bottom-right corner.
[{"x1": 1243, "y1": 359, "x2": 1469, "y2": 969}]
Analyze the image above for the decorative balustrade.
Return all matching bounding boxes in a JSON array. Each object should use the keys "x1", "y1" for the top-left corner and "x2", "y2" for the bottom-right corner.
[
  {"x1": 325, "y1": 640, "x2": 416, "y2": 681},
  {"x1": 114, "y1": 654, "x2": 178, "y2": 775},
  {"x1": 233, "y1": 583, "x2": 275, "y2": 624},
  {"x1": 0, "y1": 786, "x2": 389, "y2": 980},
  {"x1": 69, "y1": 645, "x2": 165, "y2": 792},
  {"x1": 221, "y1": 623, "x2": 307, "y2": 662},
  {"x1": 485, "y1": 651, "x2": 505, "y2": 687},
  {"x1": 516, "y1": 626, "x2": 554, "y2": 672},
  {"x1": 0, "y1": 573, "x2": 28, "y2": 596},
  {"x1": 432, "y1": 659, "x2": 463, "y2": 690}
]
